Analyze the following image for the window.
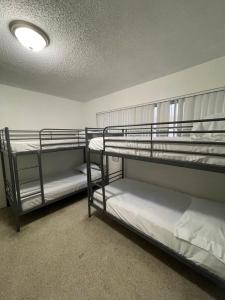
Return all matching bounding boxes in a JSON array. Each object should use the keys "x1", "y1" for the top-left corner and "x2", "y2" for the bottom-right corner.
[
  {"x1": 153, "y1": 104, "x2": 158, "y2": 123},
  {"x1": 169, "y1": 101, "x2": 176, "y2": 121},
  {"x1": 153, "y1": 104, "x2": 158, "y2": 136},
  {"x1": 169, "y1": 100, "x2": 179, "y2": 136},
  {"x1": 96, "y1": 88, "x2": 225, "y2": 130}
]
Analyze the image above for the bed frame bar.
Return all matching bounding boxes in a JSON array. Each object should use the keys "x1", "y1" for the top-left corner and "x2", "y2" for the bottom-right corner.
[{"x1": 101, "y1": 117, "x2": 225, "y2": 173}]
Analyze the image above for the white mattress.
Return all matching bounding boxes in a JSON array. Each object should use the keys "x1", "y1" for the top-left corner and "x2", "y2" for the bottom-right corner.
[
  {"x1": 9, "y1": 139, "x2": 85, "y2": 152},
  {"x1": 93, "y1": 178, "x2": 225, "y2": 280},
  {"x1": 20, "y1": 170, "x2": 100, "y2": 211},
  {"x1": 89, "y1": 136, "x2": 225, "y2": 166}
]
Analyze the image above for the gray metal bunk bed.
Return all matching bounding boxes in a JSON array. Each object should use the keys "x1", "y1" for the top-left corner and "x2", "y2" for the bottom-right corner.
[
  {"x1": 85, "y1": 117, "x2": 225, "y2": 286},
  {"x1": 0, "y1": 127, "x2": 87, "y2": 232}
]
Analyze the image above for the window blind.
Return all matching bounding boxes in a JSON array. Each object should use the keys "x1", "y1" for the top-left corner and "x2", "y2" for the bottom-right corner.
[{"x1": 96, "y1": 87, "x2": 225, "y2": 128}]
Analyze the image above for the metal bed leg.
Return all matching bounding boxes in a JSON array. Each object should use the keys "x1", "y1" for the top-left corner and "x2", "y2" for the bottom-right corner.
[
  {"x1": 100, "y1": 152, "x2": 106, "y2": 212},
  {"x1": 83, "y1": 147, "x2": 86, "y2": 163},
  {"x1": 15, "y1": 216, "x2": 21, "y2": 232},
  {"x1": 6, "y1": 199, "x2": 10, "y2": 207},
  {"x1": 88, "y1": 203, "x2": 91, "y2": 217},
  {"x1": 0, "y1": 149, "x2": 10, "y2": 207},
  {"x1": 85, "y1": 131, "x2": 92, "y2": 218}
]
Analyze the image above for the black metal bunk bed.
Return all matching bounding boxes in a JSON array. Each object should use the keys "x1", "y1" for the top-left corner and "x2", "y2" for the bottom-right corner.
[
  {"x1": 0, "y1": 127, "x2": 86, "y2": 232},
  {"x1": 86, "y1": 117, "x2": 225, "y2": 286}
]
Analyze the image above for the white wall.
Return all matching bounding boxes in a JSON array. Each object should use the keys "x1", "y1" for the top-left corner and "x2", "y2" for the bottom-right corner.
[
  {"x1": 84, "y1": 56, "x2": 225, "y2": 202},
  {"x1": 0, "y1": 84, "x2": 84, "y2": 207},
  {"x1": 0, "y1": 84, "x2": 84, "y2": 129}
]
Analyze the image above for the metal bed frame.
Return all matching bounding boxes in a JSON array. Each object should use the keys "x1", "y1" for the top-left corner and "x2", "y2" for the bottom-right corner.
[
  {"x1": 0, "y1": 127, "x2": 86, "y2": 232},
  {"x1": 85, "y1": 117, "x2": 225, "y2": 287}
]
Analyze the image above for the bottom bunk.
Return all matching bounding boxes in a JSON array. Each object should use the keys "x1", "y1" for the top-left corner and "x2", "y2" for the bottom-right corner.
[
  {"x1": 91, "y1": 178, "x2": 225, "y2": 284},
  {"x1": 20, "y1": 167, "x2": 101, "y2": 212}
]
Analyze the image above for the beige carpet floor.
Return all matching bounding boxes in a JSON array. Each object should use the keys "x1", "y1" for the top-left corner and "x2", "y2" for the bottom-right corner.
[{"x1": 0, "y1": 194, "x2": 224, "y2": 300}]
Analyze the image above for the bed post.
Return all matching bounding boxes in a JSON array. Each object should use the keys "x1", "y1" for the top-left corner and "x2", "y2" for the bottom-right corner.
[
  {"x1": 0, "y1": 151, "x2": 9, "y2": 206},
  {"x1": 121, "y1": 128, "x2": 126, "y2": 178},
  {"x1": 121, "y1": 157, "x2": 125, "y2": 179},
  {"x1": 83, "y1": 147, "x2": 86, "y2": 163},
  {"x1": 85, "y1": 128, "x2": 92, "y2": 217},
  {"x1": 0, "y1": 130, "x2": 9, "y2": 207},
  {"x1": 39, "y1": 130, "x2": 45, "y2": 205},
  {"x1": 101, "y1": 128, "x2": 106, "y2": 212},
  {"x1": 150, "y1": 124, "x2": 153, "y2": 158},
  {"x1": 87, "y1": 149, "x2": 92, "y2": 218},
  {"x1": 100, "y1": 150, "x2": 106, "y2": 212},
  {"x1": 105, "y1": 154, "x2": 109, "y2": 184},
  {"x1": 15, "y1": 215, "x2": 21, "y2": 232}
]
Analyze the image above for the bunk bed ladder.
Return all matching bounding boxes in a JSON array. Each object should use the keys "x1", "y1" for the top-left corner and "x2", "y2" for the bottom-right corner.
[
  {"x1": 87, "y1": 152, "x2": 106, "y2": 215},
  {"x1": 86, "y1": 152, "x2": 106, "y2": 215},
  {"x1": 12, "y1": 151, "x2": 45, "y2": 231}
]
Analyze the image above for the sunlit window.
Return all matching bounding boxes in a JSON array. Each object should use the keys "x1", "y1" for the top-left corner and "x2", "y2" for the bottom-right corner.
[
  {"x1": 169, "y1": 101, "x2": 177, "y2": 136},
  {"x1": 153, "y1": 104, "x2": 158, "y2": 137}
]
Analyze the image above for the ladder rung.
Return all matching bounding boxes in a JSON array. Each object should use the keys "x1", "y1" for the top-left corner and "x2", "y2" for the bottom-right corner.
[
  {"x1": 91, "y1": 177, "x2": 102, "y2": 183},
  {"x1": 92, "y1": 197, "x2": 103, "y2": 204},
  {"x1": 93, "y1": 182, "x2": 104, "y2": 188}
]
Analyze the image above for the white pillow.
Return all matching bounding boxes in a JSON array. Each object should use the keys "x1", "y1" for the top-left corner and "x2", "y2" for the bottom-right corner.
[
  {"x1": 191, "y1": 112, "x2": 225, "y2": 139},
  {"x1": 74, "y1": 163, "x2": 100, "y2": 175},
  {"x1": 174, "y1": 197, "x2": 225, "y2": 264}
]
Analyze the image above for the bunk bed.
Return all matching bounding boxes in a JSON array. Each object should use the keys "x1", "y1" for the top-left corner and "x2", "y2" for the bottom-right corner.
[
  {"x1": 85, "y1": 117, "x2": 225, "y2": 286},
  {"x1": 0, "y1": 127, "x2": 100, "y2": 232}
]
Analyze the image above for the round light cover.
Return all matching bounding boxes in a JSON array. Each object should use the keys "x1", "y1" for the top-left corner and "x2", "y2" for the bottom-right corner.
[{"x1": 10, "y1": 21, "x2": 49, "y2": 52}]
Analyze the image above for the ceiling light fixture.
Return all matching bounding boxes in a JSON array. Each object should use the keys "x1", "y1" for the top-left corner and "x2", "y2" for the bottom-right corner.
[{"x1": 9, "y1": 20, "x2": 49, "y2": 52}]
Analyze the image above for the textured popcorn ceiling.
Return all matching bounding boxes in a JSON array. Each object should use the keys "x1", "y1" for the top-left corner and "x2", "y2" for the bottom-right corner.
[{"x1": 0, "y1": 0, "x2": 225, "y2": 102}]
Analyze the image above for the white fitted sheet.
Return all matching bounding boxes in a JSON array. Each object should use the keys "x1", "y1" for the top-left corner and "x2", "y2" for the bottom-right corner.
[
  {"x1": 93, "y1": 178, "x2": 225, "y2": 280},
  {"x1": 20, "y1": 170, "x2": 100, "y2": 211},
  {"x1": 9, "y1": 139, "x2": 85, "y2": 152},
  {"x1": 89, "y1": 136, "x2": 225, "y2": 166}
]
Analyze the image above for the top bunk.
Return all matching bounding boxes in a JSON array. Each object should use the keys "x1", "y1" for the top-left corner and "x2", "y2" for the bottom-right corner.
[
  {"x1": 0, "y1": 127, "x2": 85, "y2": 154},
  {"x1": 86, "y1": 116, "x2": 225, "y2": 173}
]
